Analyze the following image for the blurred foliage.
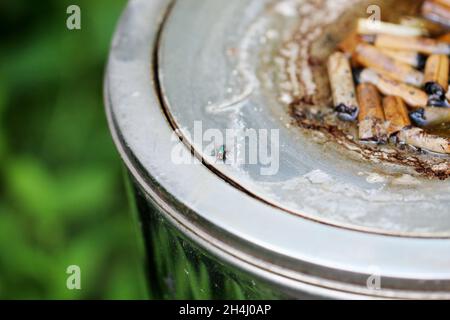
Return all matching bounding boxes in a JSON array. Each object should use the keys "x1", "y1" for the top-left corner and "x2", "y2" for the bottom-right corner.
[{"x1": 0, "y1": 0, "x2": 147, "y2": 299}]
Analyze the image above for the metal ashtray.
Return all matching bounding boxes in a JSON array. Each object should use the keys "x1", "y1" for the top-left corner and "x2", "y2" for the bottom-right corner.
[{"x1": 105, "y1": 0, "x2": 450, "y2": 299}]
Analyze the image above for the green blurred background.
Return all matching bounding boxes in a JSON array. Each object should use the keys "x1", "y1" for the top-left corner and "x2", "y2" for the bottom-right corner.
[{"x1": 0, "y1": 0, "x2": 148, "y2": 299}]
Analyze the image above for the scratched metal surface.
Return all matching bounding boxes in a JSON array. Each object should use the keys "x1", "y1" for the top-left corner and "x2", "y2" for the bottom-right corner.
[{"x1": 158, "y1": 0, "x2": 450, "y2": 238}]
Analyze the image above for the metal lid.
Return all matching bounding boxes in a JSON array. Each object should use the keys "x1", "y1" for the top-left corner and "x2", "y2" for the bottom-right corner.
[{"x1": 105, "y1": 0, "x2": 450, "y2": 298}]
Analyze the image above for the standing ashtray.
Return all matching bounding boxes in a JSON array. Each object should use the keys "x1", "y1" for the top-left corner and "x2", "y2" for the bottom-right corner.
[{"x1": 105, "y1": 0, "x2": 450, "y2": 299}]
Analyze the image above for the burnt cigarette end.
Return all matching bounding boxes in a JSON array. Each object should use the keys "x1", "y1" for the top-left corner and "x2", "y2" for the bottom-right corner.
[
  {"x1": 424, "y1": 54, "x2": 449, "y2": 98},
  {"x1": 425, "y1": 82, "x2": 446, "y2": 98},
  {"x1": 417, "y1": 54, "x2": 427, "y2": 70},
  {"x1": 409, "y1": 108, "x2": 427, "y2": 127},
  {"x1": 411, "y1": 106, "x2": 450, "y2": 127},
  {"x1": 352, "y1": 67, "x2": 364, "y2": 85},
  {"x1": 335, "y1": 104, "x2": 359, "y2": 122},
  {"x1": 327, "y1": 51, "x2": 359, "y2": 120},
  {"x1": 428, "y1": 96, "x2": 450, "y2": 107}
]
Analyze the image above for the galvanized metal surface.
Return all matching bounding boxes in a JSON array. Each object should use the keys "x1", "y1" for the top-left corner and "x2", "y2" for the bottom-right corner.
[{"x1": 105, "y1": 0, "x2": 450, "y2": 299}]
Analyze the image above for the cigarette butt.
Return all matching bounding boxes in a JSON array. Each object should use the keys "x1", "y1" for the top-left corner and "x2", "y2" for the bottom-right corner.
[
  {"x1": 357, "y1": 83, "x2": 386, "y2": 141},
  {"x1": 378, "y1": 48, "x2": 426, "y2": 69},
  {"x1": 424, "y1": 54, "x2": 449, "y2": 98},
  {"x1": 357, "y1": 18, "x2": 427, "y2": 37},
  {"x1": 438, "y1": 33, "x2": 450, "y2": 44},
  {"x1": 422, "y1": 0, "x2": 450, "y2": 29},
  {"x1": 374, "y1": 34, "x2": 450, "y2": 55},
  {"x1": 338, "y1": 32, "x2": 363, "y2": 57},
  {"x1": 383, "y1": 96, "x2": 412, "y2": 135},
  {"x1": 357, "y1": 84, "x2": 385, "y2": 121},
  {"x1": 355, "y1": 44, "x2": 424, "y2": 87},
  {"x1": 397, "y1": 127, "x2": 450, "y2": 154},
  {"x1": 327, "y1": 52, "x2": 359, "y2": 121},
  {"x1": 358, "y1": 69, "x2": 429, "y2": 108},
  {"x1": 399, "y1": 16, "x2": 444, "y2": 36},
  {"x1": 428, "y1": 97, "x2": 450, "y2": 107},
  {"x1": 410, "y1": 106, "x2": 450, "y2": 127}
]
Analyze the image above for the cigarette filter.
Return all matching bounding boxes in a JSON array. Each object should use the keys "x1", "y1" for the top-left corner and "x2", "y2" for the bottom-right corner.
[
  {"x1": 357, "y1": 83, "x2": 386, "y2": 141},
  {"x1": 424, "y1": 54, "x2": 449, "y2": 98},
  {"x1": 378, "y1": 48, "x2": 426, "y2": 69},
  {"x1": 410, "y1": 107, "x2": 450, "y2": 127},
  {"x1": 355, "y1": 44, "x2": 424, "y2": 87},
  {"x1": 327, "y1": 52, "x2": 359, "y2": 121},
  {"x1": 358, "y1": 69, "x2": 429, "y2": 108},
  {"x1": 357, "y1": 19, "x2": 427, "y2": 37},
  {"x1": 397, "y1": 127, "x2": 450, "y2": 154},
  {"x1": 383, "y1": 96, "x2": 412, "y2": 136},
  {"x1": 375, "y1": 34, "x2": 450, "y2": 55}
]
